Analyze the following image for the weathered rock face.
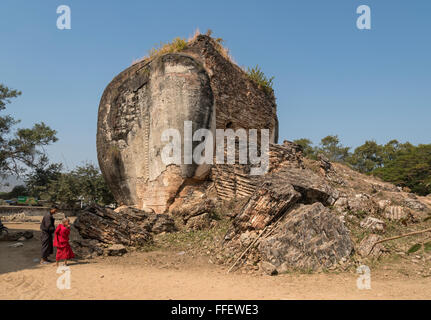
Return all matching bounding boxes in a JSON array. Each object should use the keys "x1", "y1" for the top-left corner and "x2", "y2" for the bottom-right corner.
[
  {"x1": 357, "y1": 234, "x2": 384, "y2": 258},
  {"x1": 259, "y1": 203, "x2": 353, "y2": 271},
  {"x1": 232, "y1": 176, "x2": 301, "y2": 233},
  {"x1": 97, "y1": 53, "x2": 215, "y2": 213},
  {"x1": 70, "y1": 205, "x2": 176, "y2": 257},
  {"x1": 229, "y1": 165, "x2": 339, "y2": 235},
  {"x1": 211, "y1": 141, "x2": 303, "y2": 201},
  {"x1": 383, "y1": 205, "x2": 409, "y2": 221},
  {"x1": 360, "y1": 216, "x2": 386, "y2": 233},
  {"x1": 97, "y1": 35, "x2": 278, "y2": 213},
  {"x1": 220, "y1": 159, "x2": 351, "y2": 271}
]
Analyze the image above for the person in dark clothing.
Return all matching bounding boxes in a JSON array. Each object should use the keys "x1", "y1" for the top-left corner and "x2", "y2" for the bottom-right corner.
[
  {"x1": 40, "y1": 206, "x2": 57, "y2": 264},
  {"x1": 0, "y1": 218, "x2": 8, "y2": 235}
]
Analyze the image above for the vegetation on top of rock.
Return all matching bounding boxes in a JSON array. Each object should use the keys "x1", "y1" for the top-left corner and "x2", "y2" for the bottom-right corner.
[
  {"x1": 133, "y1": 30, "x2": 233, "y2": 65},
  {"x1": 145, "y1": 37, "x2": 188, "y2": 60},
  {"x1": 246, "y1": 65, "x2": 275, "y2": 96},
  {"x1": 132, "y1": 31, "x2": 274, "y2": 97}
]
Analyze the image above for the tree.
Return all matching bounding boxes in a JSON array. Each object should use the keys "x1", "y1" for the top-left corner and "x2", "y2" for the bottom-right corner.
[
  {"x1": 7, "y1": 185, "x2": 28, "y2": 199},
  {"x1": 72, "y1": 163, "x2": 114, "y2": 205},
  {"x1": 292, "y1": 134, "x2": 431, "y2": 196},
  {"x1": 25, "y1": 156, "x2": 63, "y2": 198},
  {"x1": 373, "y1": 144, "x2": 431, "y2": 195},
  {"x1": 47, "y1": 163, "x2": 115, "y2": 208},
  {"x1": 0, "y1": 84, "x2": 58, "y2": 177},
  {"x1": 293, "y1": 138, "x2": 316, "y2": 159},
  {"x1": 48, "y1": 171, "x2": 79, "y2": 208},
  {"x1": 348, "y1": 140, "x2": 384, "y2": 173},
  {"x1": 317, "y1": 135, "x2": 350, "y2": 162},
  {"x1": 381, "y1": 140, "x2": 414, "y2": 164}
]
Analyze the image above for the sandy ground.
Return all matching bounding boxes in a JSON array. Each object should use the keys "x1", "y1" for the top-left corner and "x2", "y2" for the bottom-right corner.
[{"x1": 1, "y1": 222, "x2": 431, "y2": 300}]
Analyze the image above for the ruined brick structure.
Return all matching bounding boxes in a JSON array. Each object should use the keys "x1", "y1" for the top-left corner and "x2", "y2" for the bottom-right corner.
[{"x1": 97, "y1": 35, "x2": 278, "y2": 213}]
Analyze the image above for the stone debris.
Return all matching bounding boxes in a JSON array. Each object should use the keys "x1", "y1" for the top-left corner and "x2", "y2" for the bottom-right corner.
[
  {"x1": 360, "y1": 217, "x2": 386, "y2": 233},
  {"x1": 170, "y1": 192, "x2": 215, "y2": 225},
  {"x1": 1, "y1": 212, "x2": 66, "y2": 222},
  {"x1": 0, "y1": 230, "x2": 33, "y2": 242},
  {"x1": 275, "y1": 167, "x2": 339, "y2": 206},
  {"x1": 232, "y1": 177, "x2": 300, "y2": 233},
  {"x1": 106, "y1": 244, "x2": 127, "y2": 256},
  {"x1": 211, "y1": 142, "x2": 303, "y2": 202},
  {"x1": 334, "y1": 197, "x2": 348, "y2": 208},
  {"x1": 70, "y1": 205, "x2": 176, "y2": 257},
  {"x1": 347, "y1": 194, "x2": 378, "y2": 215},
  {"x1": 377, "y1": 200, "x2": 391, "y2": 211},
  {"x1": 259, "y1": 261, "x2": 278, "y2": 276},
  {"x1": 2, "y1": 212, "x2": 28, "y2": 222},
  {"x1": 258, "y1": 203, "x2": 353, "y2": 271},
  {"x1": 403, "y1": 197, "x2": 426, "y2": 211},
  {"x1": 383, "y1": 206, "x2": 409, "y2": 221},
  {"x1": 8, "y1": 242, "x2": 23, "y2": 248},
  {"x1": 318, "y1": 154, "x2": 345, "y2": 185},
  {"x1": 230, "y1": 166, "x2": 339, "y2": 235},
  {"x1": 185, "y1": 213, "x2": 211, "y2": 230},
  {"x1": 357, "y1": 234, "x2": 384, "y2": 258}
]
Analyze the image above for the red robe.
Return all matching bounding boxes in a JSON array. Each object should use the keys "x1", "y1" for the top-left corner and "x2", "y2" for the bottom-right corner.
[{"x1": 53, "y1": 224, "x2": 75, "y2": 260}]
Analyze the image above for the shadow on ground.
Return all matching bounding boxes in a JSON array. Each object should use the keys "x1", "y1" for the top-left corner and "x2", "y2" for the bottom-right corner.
[{"x1": 0, "y1": 224, "x2": 86, "y2": 275}]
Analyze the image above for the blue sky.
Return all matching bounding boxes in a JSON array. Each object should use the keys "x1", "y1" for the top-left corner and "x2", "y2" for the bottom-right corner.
[{"x1": 0, "y1": 0, "x2": 430, "y2": 168}]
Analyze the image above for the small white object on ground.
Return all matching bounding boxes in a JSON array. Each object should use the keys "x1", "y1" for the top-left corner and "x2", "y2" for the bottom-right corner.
[{"x1": 8, "y1": 242, "x2": 23, "y2": 248}]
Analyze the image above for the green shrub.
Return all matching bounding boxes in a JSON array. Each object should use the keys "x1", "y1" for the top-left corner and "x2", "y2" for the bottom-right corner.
[{"x1": 246, "y1": 65, "x2": 274, "y2": 95}]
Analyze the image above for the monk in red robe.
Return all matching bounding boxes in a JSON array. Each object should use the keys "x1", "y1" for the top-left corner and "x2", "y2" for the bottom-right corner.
[{"x1": 53, "y1": 218, "x2": 75, "y2": 266}]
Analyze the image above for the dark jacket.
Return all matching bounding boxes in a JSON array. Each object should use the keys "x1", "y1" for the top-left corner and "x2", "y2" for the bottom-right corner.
[
  {"x1": 40, "y1": 212, "x2": 55, "y2": 258},
  {"x1": 40, "y1": 213, "x2": 55, "y2": 234}
]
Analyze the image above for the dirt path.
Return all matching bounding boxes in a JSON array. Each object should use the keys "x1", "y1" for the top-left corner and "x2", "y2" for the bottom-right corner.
[{"x1": 1, "y1": 223, "x2": 431, "y2": 300}]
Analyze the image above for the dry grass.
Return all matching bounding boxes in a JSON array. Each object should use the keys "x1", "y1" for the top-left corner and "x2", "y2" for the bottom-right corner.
[
  {"x1": 131, "y1": 37, "x2": 188, "y2": 66},
  {"x1": 131, "y1": 29, "x2": 236, "y2": 66},
  {"x1": 130, "y1": 30, "x2": 275, "y2": 97},
  {"x1": 187, "y1": 28, "x2": 201, "y2": 42}
]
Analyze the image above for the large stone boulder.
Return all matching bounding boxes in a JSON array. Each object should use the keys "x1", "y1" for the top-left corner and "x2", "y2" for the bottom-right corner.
[
  {"x1": 97, "y1": 35, "x2": 278, "y2": 213},
  {"x1": 70, "y1": 205, "x2": 176, "y2": 257},
  {"x1": 229, "y1": 166, "x2": 339, "y2": 234},
  {"x1": 232, "y1": 176, "x2": 301, "y2": 233},
  {"x1": 258, "y1": 203, "x2": 353, "y2": 271}
]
